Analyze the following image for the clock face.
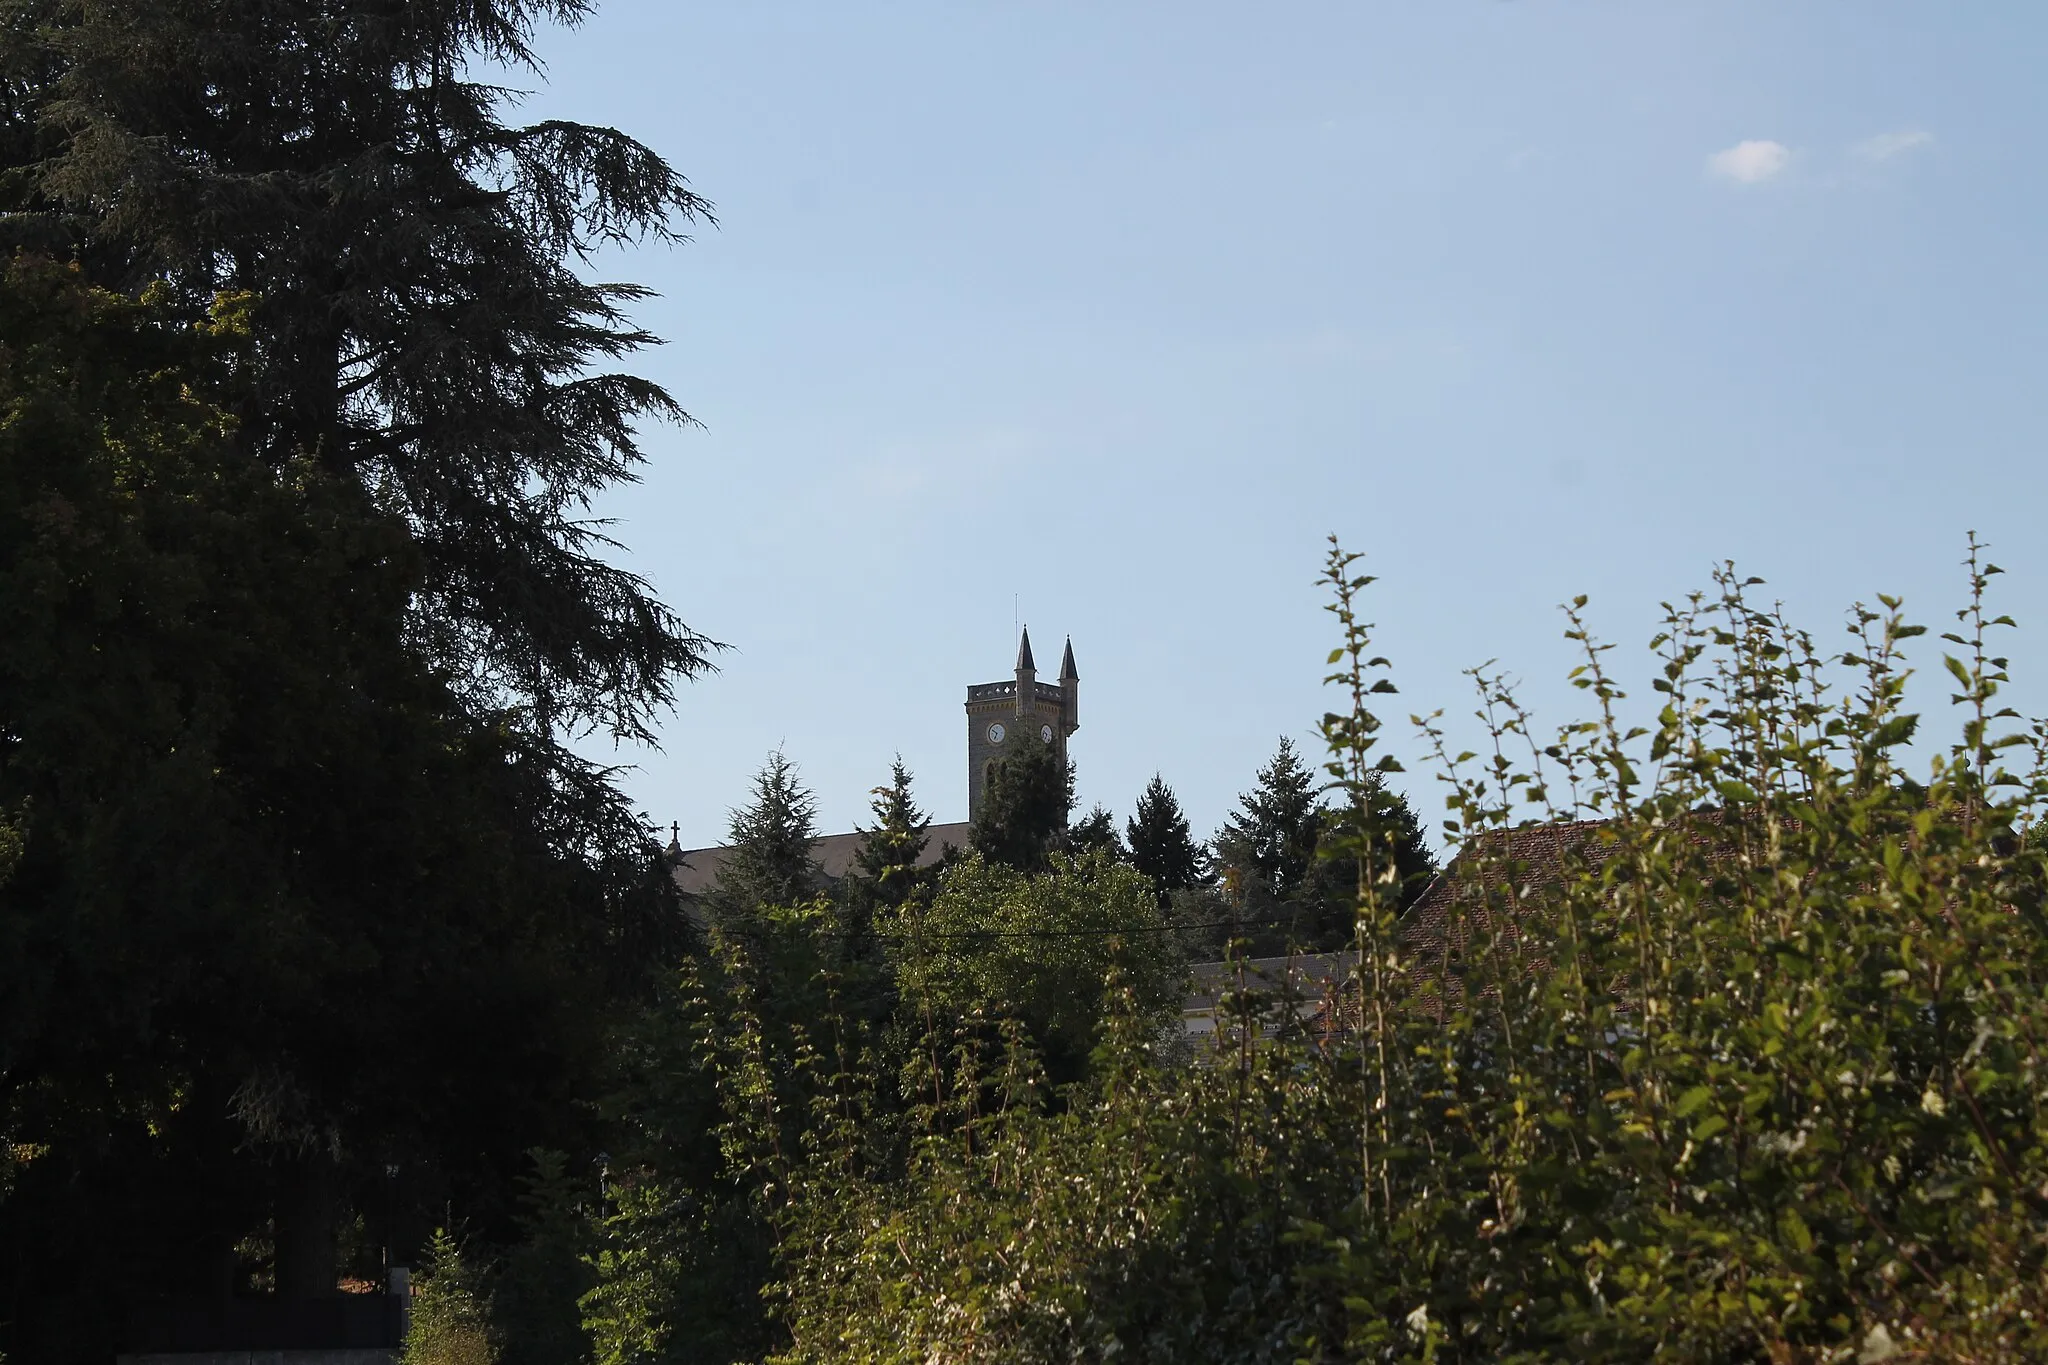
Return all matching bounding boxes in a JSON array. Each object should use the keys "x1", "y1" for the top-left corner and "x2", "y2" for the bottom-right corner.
[
  {"x1": 1040, "y1": 724, "x2": 1054, "y2": 743},
  {"x1": 986, "y1": 722, "x2": 1007, "y2": 745}
]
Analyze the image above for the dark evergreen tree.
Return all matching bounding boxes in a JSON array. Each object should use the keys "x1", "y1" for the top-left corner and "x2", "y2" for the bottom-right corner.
[
  {"x1": 709, "y1": 750, "x2": 822, "y2": 922},
  {"x1": 0, "y1": 0, "x2": 719, "y2": 738},
  {"x1": 1213, "y1": 736, "x2": 1429, "y2": 952},
  {"x1": 838, "y1": 756, "x2": 937, "y2": 984},
  {"x1": 0, "y1": 257, "x2": 668, "y2": 1361},
  {"x1": 1068, "y1": 804, "x2": 1126, "y2": 859},
  {"x1": 1352, "y1": 773, "x2": 1438, "y2": 912},
  {"x1": 1126, "y1": 774, "x2": 1208, "y2": 910},
  {"x1": 1212, "y1": 736, "x2": 1322, "y2": 908},
  {"x1": 0, "y1": 5, "x2": 717, "y2": 1351},
  {"x1": 495, "y1": 1149, "x2": 597, "y2": 1365},
  {"x1": 972, "y1": 735, "x2": 1070, "y2": 874},
  {"x1": 851, "y1": 757, "x2": 933, "y2": 910}
]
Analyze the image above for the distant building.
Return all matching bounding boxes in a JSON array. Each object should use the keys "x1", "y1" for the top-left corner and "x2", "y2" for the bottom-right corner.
[
  {"x1": 669, "y1": 823, "x2": 973, "y2": 900},
  {"x1": 669, "y1": 629, "x2": 1079, "y2": 899},
  {"x1": 1177, "y1": 952, "x2": 1360, "y2": 1063},
  {"x1": 965, "y1": 626, "x2": 1079, "y2": 825}
]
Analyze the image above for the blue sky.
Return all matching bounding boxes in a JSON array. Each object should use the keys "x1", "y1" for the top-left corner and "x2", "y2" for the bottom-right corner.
[{"x1": 514, "y1": 2, "x2": 2048, "y2": 847}]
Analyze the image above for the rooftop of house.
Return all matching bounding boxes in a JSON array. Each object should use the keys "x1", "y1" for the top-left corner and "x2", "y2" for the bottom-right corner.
[
  {"x1": 1183, "y1": 951, "x2": 1360, "y2": 1013},
  {"x1": 1399, "y1": 818, "x2": 1620, "y2": 958},
  {"x1": 670, "y1": 821, "x2": 974, "y2": 898}
]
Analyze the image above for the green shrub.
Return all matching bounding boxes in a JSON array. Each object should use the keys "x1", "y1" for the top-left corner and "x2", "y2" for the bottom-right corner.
[
  {"x1": 596, "y1": 536, "x2": 2048, "y2": 1364},
  {"x1": 755, "y1": 538, "x2": 2048, "y2": 1363},
  {"x1": 404, "y1": 1229, "x2": 498, "y2": 1365},
  {"x1": 890, "y1": 850, "x2": 1185, "y2": 1072}
]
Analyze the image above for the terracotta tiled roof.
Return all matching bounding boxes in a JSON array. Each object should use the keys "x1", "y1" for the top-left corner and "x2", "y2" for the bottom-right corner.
[
  {"x1": 1397, "y1": 811, "x2": 1772, "y2": 1017},
  {"x1": 1399, "y1": 819, "x2": 1619, "y2": 960}
]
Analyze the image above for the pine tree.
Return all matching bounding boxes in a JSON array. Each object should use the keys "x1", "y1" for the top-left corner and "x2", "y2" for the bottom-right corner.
[
  {"x1": 0, "y1": 8, "x2": 712, "y2": 1343},
  {"x1": 402, "y1": 1229, "x2": 497, "y2": 1365},
  {"x1": 1351, "y1": 773, "x2": 1437, "y2": 911},
  {"x1": 1212, "y1": 736, "x2": 1322, "y2": 908},
  {"x1": 0, "y1": 258, "x2": 686, "y2": 1351},
  {"x1": 1211, "y1": 738, "x2": 1438, "y2": 952},
  {"x1": 1126, "y1": 774, "x2": 1207, "y2": 909},
  {"x1": 495, "y1": 1149, "x2": 594, "y2": 1365},
  {"x1": 1068, "y1": 805, "x2": 1125, "y2": 859},
  {"x1": 0, "y1": 0, "x2": 719, "y2": 742},
  {"x1": 839, "y1": 757, "x2": 936, "y2": 982},
  {"x1": 851, "y1": 757, "x2": 933, "y2": 910},
  {"x1": 710, "y1": 750, "x2": 822, "y2": 921},
  {"x1": 972, "y1": 735, "x2": 1071, "y2": 874}
]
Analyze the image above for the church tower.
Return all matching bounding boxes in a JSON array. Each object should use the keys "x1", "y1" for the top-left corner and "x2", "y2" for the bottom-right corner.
[{"x1": 966, "y1": 628, "x2": 1079, "y2": 824}]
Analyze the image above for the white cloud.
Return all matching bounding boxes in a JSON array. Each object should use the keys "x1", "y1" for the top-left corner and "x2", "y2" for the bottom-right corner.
[
  {"x1": 1853, "y1": 129, "x2": 1934, "y2": 163},
  {"x1": 1707, "y1": 139, "x2": 1791, "y2": 184}
]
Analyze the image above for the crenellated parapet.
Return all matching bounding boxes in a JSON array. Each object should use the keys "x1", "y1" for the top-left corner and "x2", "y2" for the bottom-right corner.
[{"x1": 965, "y1": 680, "x2": 1067, "y2": 705}]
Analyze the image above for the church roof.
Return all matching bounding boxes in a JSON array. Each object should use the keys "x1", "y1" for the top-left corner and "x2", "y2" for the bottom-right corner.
[
  {"x1": 671, "y1": 821, "x2": 974, "y2": 899},
  {"x1": 1060, "y1": 636, "x2": 1078, "y2": 680},
  {"x1": 1015, "y1": 627, "x2": 1036, "y2": 671}
]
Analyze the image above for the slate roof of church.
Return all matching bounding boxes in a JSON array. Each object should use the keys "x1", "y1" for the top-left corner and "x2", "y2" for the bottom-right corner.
[{"x1": 670, "y1": 822, "x2": 974, "y2": 898}]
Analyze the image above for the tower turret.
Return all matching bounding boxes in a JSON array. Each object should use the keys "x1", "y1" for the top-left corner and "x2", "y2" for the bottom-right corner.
[
  {"x1": 1059, "y1": 636, "x2": 1079, "y2": 731},
  {"x1": 1013, "y1": 626, "x2": 1036, "y2": 719}
]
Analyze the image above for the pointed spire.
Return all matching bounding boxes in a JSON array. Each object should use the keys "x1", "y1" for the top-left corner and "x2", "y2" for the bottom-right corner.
[
  {"x1": 1059, "y1": 636, "x2": 1078, "y2": 680},
  {"x1": 1015, "y1": 625, "x2": 1036, "y2": 672}
]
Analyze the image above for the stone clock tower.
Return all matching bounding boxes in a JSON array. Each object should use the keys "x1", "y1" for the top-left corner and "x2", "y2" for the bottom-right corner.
[{"x1": 966, "y1": 628, "x2": 1078, "y2": 824}]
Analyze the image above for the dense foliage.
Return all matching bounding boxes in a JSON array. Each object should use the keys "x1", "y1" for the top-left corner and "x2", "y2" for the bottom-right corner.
[
  {"x1": 0, "y1": 0, "x2": 708, "y2": 1354},
  {"x1": 402, "y1": 1230, "x2": 499, "y2": 1365},
  {"x1": 1126, "y1": 772, "x2": 1209, "y2": 908},
  {"x1": 0, "y1": 0, "x2": 719, "y2": 737},
  {"x1": 9, "y1": 10, "x2": 2039, "y2": 1364},
  {"x1": 583, "y1": 538, "x2": 2048, "y2": 1365},
  {"x1": 890, "y1": 852, "x2": 1181, "y2": 1076},
  {"x1": 1210, "y1": 736, "x2": 1434, "y2": 954},
  {"x1": 0, "y1": 257, "x2": 681, "y2": 1357},
  {"x1": 971, "y1": 734, "x2": 1072, "y2": 873}
]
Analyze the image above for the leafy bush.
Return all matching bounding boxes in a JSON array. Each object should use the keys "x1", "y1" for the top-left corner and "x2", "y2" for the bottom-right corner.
[
  {"x1": 593, "y1": 536, "x2": 2048, "y2": 1364},
  {"x1": 890, "y1": 851, "x2": 1184, "y2": 1072},
  {"x1": 768, "y1": 539, "x2": 2048, "y2": 1363},
  {"x1": 404, "y1": 1229, "x2": 498, "y2": 1365}
]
